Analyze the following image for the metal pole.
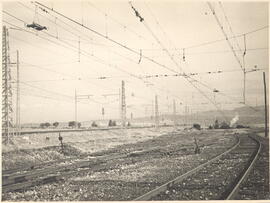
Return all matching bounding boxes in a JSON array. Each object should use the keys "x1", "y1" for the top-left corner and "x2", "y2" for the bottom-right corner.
[
  {"x1": 243, "y1": 71, "x2": 246, "y2": 104},
  {"x1": 155, "y1": 95, "x2": 159, "y2": 129},
  {"x1": 263, "y1": 72, "x2": 268, "y2": 138},
  {"x1": 173, "y1": 99, "x2": 176, "y2": 129},
  {"x1": 121, "y1": 80, "x2": 126, "y2": 128},
  {"x1": 75, "y1": 89, "x2": 77, "y2": 128},
  {"x1": 119, "y1": 88, "x2": 121, "y2": 124},
  {"x1": 243, "y1": 34, "x2": 246, "y2": 104},
  {"x1": 16, "y1": 50, "x2": 20, "y2": 136}
]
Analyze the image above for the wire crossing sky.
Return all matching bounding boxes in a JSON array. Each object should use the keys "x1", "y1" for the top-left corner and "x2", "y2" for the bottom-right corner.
[{"x1": 3, "y1": 1, "x2": 268, "y2": 124}]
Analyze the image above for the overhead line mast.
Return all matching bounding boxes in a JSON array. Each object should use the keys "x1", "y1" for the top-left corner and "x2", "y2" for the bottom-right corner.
[
  {"x1": 207, "y1": 2, "x2": 247, "y2": 104},
  {"x1": 16, "y1": 50, "x2": 21, "y2": 136},
  {"x1": 2, "y1": 26, "x2": 14, "y2": 144},
  {"x1": 121, "y1": 80, "x2": 126, "y2": 128}
]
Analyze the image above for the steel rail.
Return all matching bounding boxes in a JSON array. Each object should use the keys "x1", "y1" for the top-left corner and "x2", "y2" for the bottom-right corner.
[
  {"x1": 3, "y1": 137, "x2": 187, "y2": 192},
  {"x1": 225, "y1": 135, "x2": 261, "y2": 199},
  {"x1": 133, "y1": 134, "x2": 240, "y2": 201}
]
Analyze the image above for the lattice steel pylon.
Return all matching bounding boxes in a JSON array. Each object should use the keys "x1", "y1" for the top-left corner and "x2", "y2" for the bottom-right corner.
[
  {"x1": 121, "y1": 80, "x2": 126, "y2": 127},
  {"x1": 2, "y1": 26, "x2": 14, "y2": 144}
]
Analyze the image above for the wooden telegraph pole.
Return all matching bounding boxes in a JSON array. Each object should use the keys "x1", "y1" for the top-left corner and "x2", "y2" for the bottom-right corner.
[{"x1": 263, "y1": 72, "x2": 268, "y2": 138}]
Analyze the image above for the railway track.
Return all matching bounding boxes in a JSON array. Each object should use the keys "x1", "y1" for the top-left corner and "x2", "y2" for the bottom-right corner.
[
  {"x1": 2, "y1": 137, "x2": 194, "y2": 193},
  {"x1": 2, "y1": 152, "x2": 129, "y2": 193},
  {"x1": 235, "y1": 134, "x2": 269, "y2": 199},
  {"x1": 2, "y1": 131, "x2": 245, "y2": 199},
  {"x1": 134, "y1": 134, "x2": 261, "y2": 200},
  {"x1": 2, "y1": 125, "x2": 177, "y2": 182}
]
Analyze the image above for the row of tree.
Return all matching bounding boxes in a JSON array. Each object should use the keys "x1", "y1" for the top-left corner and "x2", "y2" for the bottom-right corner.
[
  {"x1": 39, "y1": 120, "x2": 121, "y2": 129},
  {"x1": 208, "y1": 120, "x2": 247, "y2": 129},
  {"x1": 40, "y1": 121, "x2": 81, "y2": 128},
  {"x1": 209, "y1": 120, "x2": 230, "y2": 129},
  {"x1": 40, "y1": 122, "x2": 59, "y2": 128}
]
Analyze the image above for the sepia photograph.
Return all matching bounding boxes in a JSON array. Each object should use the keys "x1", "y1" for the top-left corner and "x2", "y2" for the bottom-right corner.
[{"x1": 1, "y1": 0, "x2": 269, "y2": 201}]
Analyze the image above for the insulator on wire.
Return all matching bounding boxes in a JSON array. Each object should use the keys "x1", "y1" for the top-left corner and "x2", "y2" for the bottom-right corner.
[
  {"x1": 129, "y1": 1, "x2": 144, "y2": 22},
  {"x1": 243, "y1": 34, "x2": 246, "y2": 56},
  {"x1": 39, "y1": 7, "x2": 48, "y2": 13}
]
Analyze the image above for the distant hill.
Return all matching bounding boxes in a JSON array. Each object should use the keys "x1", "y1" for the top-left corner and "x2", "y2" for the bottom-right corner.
[
  {"x1": 21, "y1": 105, "x2": 267, "y2": 128},
  {"x1": 131, "y1": 105, "x2": 266, "y2": 127},
  {"x1": 159, "y1": 105, "x2": 266, "y2": 127}
]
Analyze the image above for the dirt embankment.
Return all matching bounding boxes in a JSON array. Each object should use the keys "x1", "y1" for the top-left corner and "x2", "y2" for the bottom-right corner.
[{"x1": 2, "y1": 127, "x2": 174, "y2": 170}]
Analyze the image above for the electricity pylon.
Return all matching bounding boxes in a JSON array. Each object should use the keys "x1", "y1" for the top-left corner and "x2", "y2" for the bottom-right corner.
[{"x1": 2, "y1": 26, "x2": 14, "y2": 144}]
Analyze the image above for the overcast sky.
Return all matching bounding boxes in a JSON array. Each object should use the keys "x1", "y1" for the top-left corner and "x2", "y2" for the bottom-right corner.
[{"x1": 2, "y1": 1, "x2": 269, "y2": 124}]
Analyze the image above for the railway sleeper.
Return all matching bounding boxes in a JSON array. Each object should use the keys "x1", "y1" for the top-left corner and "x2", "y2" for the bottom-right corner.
[
  {"x1": 2, "y1": 176, "x2": 28, "y2": 186},
  {"x1": 3, "y1": 161, "x2": 101, "y2": 189},
  {"x1": 41, "y1": 175, "x2": 58, "y2": 184}
]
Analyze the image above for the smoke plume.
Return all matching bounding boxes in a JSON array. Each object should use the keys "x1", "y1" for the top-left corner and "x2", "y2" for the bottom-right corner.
[{"x1": 230, "y1": 114, "x2": 239, "y2": 127}]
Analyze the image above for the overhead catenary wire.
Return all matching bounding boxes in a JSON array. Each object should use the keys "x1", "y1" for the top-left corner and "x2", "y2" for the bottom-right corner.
[
  {"x1": 128, "y1": 4, "x2": 229, "y2": 120},
  {"x1": 4, "y1": 19, "x2": 125, "y2": 92},
  {"x1": 17, "y1": 2, "x2": 93, "y2": 41},
  {"x1": 14, "y1": 85, "x2": 247, "y2": 109},
  {"x1": 15, "y1": 2, "x2": 264, "y2": 101},
  {"x1": 4, "y1": 20, "x2": 158, "y2": 102},
  {"x1": 207, "y1": 2, "x2": 250, "y2": 105},
  {"x1": 126, "y1": 4, "x2": 231, "y2": 95},
  {"x1": 130, "y1": 2, "x2": 262, "y2": 118},
  {"x1": 143, "y1": 1, "x2": 180, "y2": 61},
  {"x1": 4, "y1": 8, "x2": 173, "y2": 97},
  {"x1": 17, "y1": 83, "x2": 121, "y2": 108},
  {"x1": 20, "y1": 3, "x2": 262, "y2": 111},
  {"x1": 6, "y1": 26, "x2": 173, "y2": 111},
  {"x1": 130, "y1": 2, "x2": 263, "y2": 112},
  {"x1": 5, "y1": 2, "x2": 264, "y2": 119},
  {"x1": 34, "y1": 1, "x2": 179, "y2": 74},
  {"x1": 207, "y1": 2, "x2": 244, "y2": 72},
  {"x1": 15, "y1": 66, "x2": 265, "y2": 83},
  {"x1": 87, "y1": 0, "x2": 268, "y2": 53},
  {"x1": 138, "y1": 26, "x2": 268, "y2": 51},
  {"x1": 147, "y1": 47, "x2": 268, "y2": 57},
  {"x1": 19, "y1": 1, "x2": 117, "y2": 47},
  {"x1": 218, "y1": 2, "x2": 242, "y2": 52},
  {"x1": 4, "y1": 19, "x2": 178, "y2": 103},
  {"x1": 5, "y1": 19, "x2": 261, "y2": 111},
  {"x1": 243, "y1": 33, "x2": 247, "y2": 103},
  {"x1": 86, "y1": 1, "x2": 152, "y2": 43},
  {"x1": 21, "y1": 82, "x2": 74, "y2": 99}
]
